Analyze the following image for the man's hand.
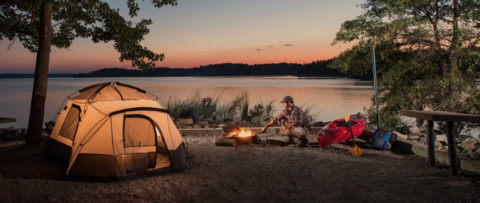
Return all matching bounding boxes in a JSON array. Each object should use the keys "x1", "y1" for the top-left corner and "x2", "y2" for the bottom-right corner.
[
  {"x1": 260, "y1": 126, "x2": 267, "y2": 133},
  {"x1": 286, "y1": 121, "x2": 295, "y2": 129}
]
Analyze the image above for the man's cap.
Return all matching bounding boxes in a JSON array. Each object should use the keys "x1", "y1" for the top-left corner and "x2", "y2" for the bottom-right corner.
[{"x1": 280, "y1": 96, "x2": 294, "y2": 103}]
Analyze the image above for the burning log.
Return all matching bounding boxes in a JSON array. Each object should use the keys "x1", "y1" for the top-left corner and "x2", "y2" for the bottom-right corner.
[
  {"x1": 216, "y1": 127, "x2": 259, "y2": 146},
  {"x1": 215, "y1": 137, "x2": 238, "y2": 147}
]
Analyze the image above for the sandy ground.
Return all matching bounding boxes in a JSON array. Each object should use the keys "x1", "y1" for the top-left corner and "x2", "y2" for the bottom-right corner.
[{"x1": 0, "y1": 134, "x2": 479, "y2": 202}]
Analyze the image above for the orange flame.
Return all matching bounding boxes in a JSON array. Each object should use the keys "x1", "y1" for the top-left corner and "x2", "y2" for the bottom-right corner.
[
  {"x1": 345, "y1": 114, "x2": 350, "y2": 122},
  {"x1": 237, "y1": 128, "x2": 252, "y2": 137},
  {"x1": 226, "y1": 128, "x2": 253, "y2": 137}
]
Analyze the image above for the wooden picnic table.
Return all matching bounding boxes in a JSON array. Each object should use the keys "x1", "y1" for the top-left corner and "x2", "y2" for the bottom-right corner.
[
  {"x1": 0, "y1": 117, "x2": 16, "y2": 124},
  {"x1": 400, "y1": 110, "x2": 480, "y2": 175}
]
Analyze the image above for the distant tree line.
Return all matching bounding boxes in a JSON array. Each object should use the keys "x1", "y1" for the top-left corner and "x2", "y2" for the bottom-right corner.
[{"x1": 74, "y1": 60, "x2": 348, "y2": 78}]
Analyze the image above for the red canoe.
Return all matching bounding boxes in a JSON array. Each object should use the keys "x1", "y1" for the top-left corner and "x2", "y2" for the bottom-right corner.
[{"x1": 317, "y1": 114, "x2": 366, "y2": 148}]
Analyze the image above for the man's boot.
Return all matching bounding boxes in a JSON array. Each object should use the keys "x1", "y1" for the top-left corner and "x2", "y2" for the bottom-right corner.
[
  {"x1": 299, "y1": 136, "x2": 308, "y2": 147},
  {"x1": 285, "y1": 135, "x2": 295, "y2": 144}
]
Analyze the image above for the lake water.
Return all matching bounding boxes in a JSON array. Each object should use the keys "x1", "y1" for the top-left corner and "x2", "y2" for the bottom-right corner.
[{"x1": 0, "y1": 77, "x2": 373, "y2": 128}]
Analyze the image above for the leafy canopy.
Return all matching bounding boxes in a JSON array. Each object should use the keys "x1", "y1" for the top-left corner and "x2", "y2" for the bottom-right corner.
[
  {"x1": 331, "y1": 0, "x2": 480, "y2": 130},
  {"x1": 0, "y1": 0, "x2": 177, "y2": 70}
]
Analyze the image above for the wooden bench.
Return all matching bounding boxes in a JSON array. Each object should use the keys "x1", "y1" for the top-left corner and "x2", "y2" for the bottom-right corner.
[
  {"x1": 0, "y1": 117, "x2": 16, "y2": 124},
  {"x1": 400, "y1": 110, "x2": 480, "y2": 175}
]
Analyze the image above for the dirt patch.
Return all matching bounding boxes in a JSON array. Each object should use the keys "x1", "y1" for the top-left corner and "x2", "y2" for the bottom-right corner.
[{"x1": 0, "y1": 135, "x2": 479, "y2": 202}]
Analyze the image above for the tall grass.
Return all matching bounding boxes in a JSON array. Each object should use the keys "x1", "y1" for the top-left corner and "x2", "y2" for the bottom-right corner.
[
  {"x1": 162, "y1": 90, "x2": 318, "y2": 123},
  {"x1": 214, "y1": 90, "x2": 248, "y2": 121},
  {"x1": 161, "y1": 91, "x2": 220, "y2": 122}
]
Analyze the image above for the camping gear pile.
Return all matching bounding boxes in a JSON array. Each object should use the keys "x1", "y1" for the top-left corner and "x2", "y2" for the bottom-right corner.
[{"x1": 45, "y1": 82, "x2": 187, "y2": 178}]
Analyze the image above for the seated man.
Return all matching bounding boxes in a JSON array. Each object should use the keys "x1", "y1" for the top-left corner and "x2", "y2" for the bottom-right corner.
[{"x1": 260, "y1": 96, "x2": 311, "y2": 147}]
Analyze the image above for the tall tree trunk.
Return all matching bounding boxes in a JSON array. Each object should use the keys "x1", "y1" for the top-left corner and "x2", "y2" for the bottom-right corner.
[
  {"x1": 26, "y1": 1, "x2": 52, "y2": 145},
  {"x1": 446, "y1": 0, "x2": 459, "y2": 111},
  {"x1": 449, "y1": 0, "x2": 459, "y2": 71}
]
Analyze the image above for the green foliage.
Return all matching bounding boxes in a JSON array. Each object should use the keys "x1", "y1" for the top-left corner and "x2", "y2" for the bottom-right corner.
[
  {"x1": 299, "y1": 104, "x2": 318, "y2": 124},
  {"x1": 332, "y1": 0, "x2": 480, "y2": 130},
  {"x1": 215, "y1": 91, "x2": 248, "y2": 121},
  {"x1": 161, "y1": 91, "x2": 219, "y2": 122},
  {"x1": 0, "y1": 0, "x2": 177, "y2": 70},
  {"x1": 163, "y1": 91, "x2": 282, "y2": 124}
]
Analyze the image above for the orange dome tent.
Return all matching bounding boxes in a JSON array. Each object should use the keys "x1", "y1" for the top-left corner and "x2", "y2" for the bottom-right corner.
[{"x1": 45, "y1": 82, "x2": 187, "y2": 178}]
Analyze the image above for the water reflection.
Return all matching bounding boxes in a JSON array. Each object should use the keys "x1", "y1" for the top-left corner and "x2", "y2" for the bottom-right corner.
[{"x1": 0, "y1": 77, "x2": 373, "y2": 128}]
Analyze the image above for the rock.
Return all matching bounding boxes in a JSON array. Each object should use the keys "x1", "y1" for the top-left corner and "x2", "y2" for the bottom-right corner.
[
  {"x1": 435, "y1": 134, "x2": 447, "y2": 142},
  {"x1": 44, "y1": 121, "x2": 55, "y2": 134},
  {"x1": 177, "y1": 118, "x2": 194, "y2": 127},
  {"x1": 437, "y1": 146, "x2": 447, "y2": 151},
  {"x1": 222, "y1": 123, "x2": 238, "y2": 133},
  {"x1": 434, "y1": 141, "x2": 443, "y2": 148},
  {"x1": 251, "y1": 115, "x2": 269, "y2": 126},
  {"x1": 206, "y1": 119, "x2": 222, "y2": 125},
  {"x1": 238, "y1": 121, "x2": 251, "y2": 128},
  {"x1": 193, "y1": 125, "x2": 202, "y2": 129},
  {"x1": 408, "y1": 125, "x2": 421, "y2": 135},
  {"x1": 218, "y1": 124, "x2": 226, "y2": 128},
  {"x1": 195, "y1": 121, "x2": 209, "y2": 128},
  {"x1": 418, "y1": 136, "x2": 427, "y2": 143},
  {"x1": 223, "y1": 118, "x2": 233, "y2": 123},
  {"x1": 408, "y1": 135, "x2": 420, "y2": 140},
  {"x1": 471, "y1": 148, "x2": 480, "y2": 159},
  {"x1": 460, "y1": 138, "x2": 479, "y2": 152}
]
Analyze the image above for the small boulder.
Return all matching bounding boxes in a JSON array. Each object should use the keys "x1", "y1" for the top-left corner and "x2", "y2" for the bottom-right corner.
[
  {"x1": 471, "y1": 147, "x2": 480, "y2": 159},
  {"x1": 238, "y1": 121, "x2": 251, "y2": 128},
  {"x1": 222, "y1": 123, "x2": 238, "y2": 133},
  {"x1": 408, "y1": 125, "x2": 421, "y2": 135},
  {"x1": 177, "y1": 118, "x2": 194, "y2": 128},
  {"x1": 195, "y1": 121, "x2": 209, "y2": 128},
  {"x1": 206, "y1": 119, "x2": 222, "y2": 125},
  {"x1": 460, "y1": 138, "x2": 479, "y2": 152},
  {"x1": 435, "y1": 134, "x2": 447, "y2": 142}
]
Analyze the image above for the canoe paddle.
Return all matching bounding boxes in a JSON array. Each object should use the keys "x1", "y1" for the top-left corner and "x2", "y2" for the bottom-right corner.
[{"x1": 345, "y1": 114, "x2": 362, "y2": 157}]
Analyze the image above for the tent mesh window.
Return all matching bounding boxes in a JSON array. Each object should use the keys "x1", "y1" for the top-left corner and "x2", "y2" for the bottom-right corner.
[
  {"x1": 124, "y1": 116, "x2": 156, "y2": 147},
  {"x1": 59, "y1": 105, "x2": 81, "y2": 140}
]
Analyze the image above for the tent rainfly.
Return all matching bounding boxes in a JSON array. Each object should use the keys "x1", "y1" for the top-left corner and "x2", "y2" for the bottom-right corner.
[{"x1": 45, "y1": 82, "x2": 187, "y2": 178}]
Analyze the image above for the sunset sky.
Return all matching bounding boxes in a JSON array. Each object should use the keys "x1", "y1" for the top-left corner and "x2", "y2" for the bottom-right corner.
[{"x1": 0, "y1": 0, "x2": 362, "y2": 73}]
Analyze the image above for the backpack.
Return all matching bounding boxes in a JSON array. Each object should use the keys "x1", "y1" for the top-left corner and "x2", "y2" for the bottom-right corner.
[{"x1": 369, "y1": 129, "x2": 397, "y2": 150}]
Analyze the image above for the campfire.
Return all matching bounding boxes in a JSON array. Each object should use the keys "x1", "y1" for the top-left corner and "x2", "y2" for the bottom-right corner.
[{"x1": 216, "y1": 127, "x2": 258, "y2": 146}]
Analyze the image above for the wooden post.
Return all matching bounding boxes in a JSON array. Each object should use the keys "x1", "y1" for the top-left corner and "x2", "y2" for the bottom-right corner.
[
  {"x1": 446, "y1": 121, "x2": 458, "y2": 175},
  {"x1": 427, "y1": 120, "x2": 436, "y2": 167}
]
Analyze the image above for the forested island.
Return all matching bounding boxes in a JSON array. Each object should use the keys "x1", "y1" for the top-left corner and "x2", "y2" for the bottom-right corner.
[{"x1": 73, "y1": 60, "x2": 355, "y2": 78}]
